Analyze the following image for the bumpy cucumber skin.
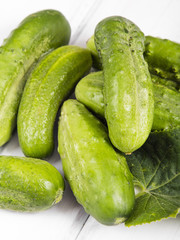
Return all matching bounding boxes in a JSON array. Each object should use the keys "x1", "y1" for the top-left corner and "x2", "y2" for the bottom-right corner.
[
  {"x1": 58, "y1": 99, "x2": 135, "y2": 225},
  {"x1": 0, "y1": 9, "x2": 71, "y2": 147},
  {"x1": 87, "y1": 35, "x2": 180, "y2": 84},
  {"x1": 151, "y1": 73, "x2": 179, "y2": 91},
  {"x1": 76, "y1": 72, "x2": 180, "y2": 131},
  {"x1": 152, "y1": 77, "x2": 180, "y2": 130},
  {"x1": 18, "y1": 46, "x2": 92, "y2": 158},
  {"x1": 95, "y1": 16, "x2": 154, "y2": 153},
  {"x1": 145, "y1": 36, "x2": 180, "y2": 82},
  {"x1": 0, "y1": 156, "x2": 64, "y2": 211}
]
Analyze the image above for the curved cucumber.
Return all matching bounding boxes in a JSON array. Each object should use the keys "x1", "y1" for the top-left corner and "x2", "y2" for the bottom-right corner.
[
  {"x1": 145, "y1": 36, "x2": 180, "y2": 83},
  {"x1": 0, "y1": 156, "x2": 64, "y2": 212},
  {"x1": 76, "y1": 72, "x2": 180, "y2": 131},
  {"x1": 18, "y1": 46, "x2": 92, "y2": 158},
  {"x1": 95, "y1": 16, "x2": 154, "y2": 153},
  {"x1": 0, "y1": 9, "x2": 71, "y2": 147},
  {"x1": 58, "y1": 99, "x2": 135, "y2": 225}
]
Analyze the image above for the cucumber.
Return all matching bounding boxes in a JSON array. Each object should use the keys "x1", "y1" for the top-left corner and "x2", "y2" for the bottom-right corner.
[
  {"x1": 87, "y1": 35, "x2": 180, "y2": 85},
  {"x1": 75, "y1": 71, "x2": 104, "y2": 117},
  {"x1": 76, "y1": 71, "x2": 180, "y2": 131},
  {"x1": 58, "y1": 99, "x2": 135, "y2": 225},
  {"x1": 86, "y1": 36, "x2": 102, "y2": 70},
  {"x1": 95, "y1": 16, "x2": 154, "y2": 153},
  {"x1": 152, "y1": 79, "x2": 180, "y2": 130},
  {"x1": 0, "y1": 156, "x2": 64, "y2": 212},
  {"x1": 144, "y1": 36, "x2": 180, "y2": 83},
  {"x1": 151, "y1": 73, "x2": 179, "y2": 91},
  {"x1": 0, "y1": 9, "x2": 71, "y2": 147},
  {"x1": 18, "y1": 46, "x2": 92, "y2": 158}
]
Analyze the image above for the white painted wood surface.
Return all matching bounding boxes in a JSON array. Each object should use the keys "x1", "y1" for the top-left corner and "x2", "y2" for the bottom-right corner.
[{"x1": 0, "y1": 0, "x2": 179, "y2": 239}]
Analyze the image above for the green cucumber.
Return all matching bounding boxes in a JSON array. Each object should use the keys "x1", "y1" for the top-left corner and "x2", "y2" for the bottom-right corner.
[
  {"x1": 88, "y1": 35, "x2": 180, "y2": 85},
  {"x1": 86, "y1": 36, "x2": 102, "y2": 70},
  {"x1": 152, "y1": 79, "x2": 180, "y2": 130},
  {"x1": 95, "y1": 16, "x2": 154, "y2": 153},
  {"x1": 76, "y1": 71, "x2": 180, "y2": 130},
  {"x1": 18, "y1": 46, "x2": 92, "y2": 158},
  {"x1": 75, "y1": 71, "x2": 104, "y2": 117},
  {"x1": 58, "y1": 99, "x2": 135, "y2": 225},
  {"x1": 0, "y1": 156, "x2": 64, "y2": 211},
  {"x1": 151, "y1": 73, "x2": 179, "y2": 91},
  {"x1": 144, "y1": 36, "x2": 180, "y2": 82},
  {"x1": 0, "y1": 9, "x2": 71, "y2": 147}
]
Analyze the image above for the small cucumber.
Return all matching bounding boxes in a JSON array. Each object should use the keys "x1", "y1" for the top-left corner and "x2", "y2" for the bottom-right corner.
[
  {"x1": 95, "y1": 16, "x2": 154, "y2": 153},
  {"x1": 0, "y1": 156, "x2": 64, "y2": 212},
  {"x1": 0, "y1": 10, "x2": 71, "y2": 147},
  {"x1": 76, "y1": 72, "x2": 180, "y2": 130},
  {"x1": 58, "y1": 99, "x2": 135, "y2": 225},
  {"x1": 18, "y1": 46, "x2": 92, "y2": 158},
  {"x1": 144, "y1": 36, "x2": 180, "y2": 83}
]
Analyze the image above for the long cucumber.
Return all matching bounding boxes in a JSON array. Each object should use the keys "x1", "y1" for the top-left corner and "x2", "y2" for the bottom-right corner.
[
  {"x1": 18, "y1": 46, "x2": 92, "y2": 158},
  {"x1": 58, "y1": 99, "x2": 135, "y2": 225},
  {"x1": 95, "y1": 16, "x2": 154, "y2": 153}
]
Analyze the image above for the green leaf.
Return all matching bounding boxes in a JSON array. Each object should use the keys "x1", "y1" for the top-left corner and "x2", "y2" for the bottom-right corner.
[{"x1": 125, "y1": 128, "x2": 180, "y2": 226}]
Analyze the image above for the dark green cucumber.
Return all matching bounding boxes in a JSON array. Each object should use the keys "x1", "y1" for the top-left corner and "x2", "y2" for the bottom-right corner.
[
  {"x1": 18, "y1": 46, "x2": 92, "y2": 158},
  {"x1": 144, "y1": 36, "x2": 180, "y2": 82},
  {"x1": 95, "y1": 16, "x2": 154, "y2": 153},
  {"x1": 0, "y1": 9, "x2": 71, "y2": 147},
  {"x1": 76, "y1": 71, "x2": 180, "y2": 130},
  {"x1": 0, "y1": 156, "x2": 64, "y2": 211},
  {"x1": 58, "y1": 99, "x2": 135, "y2": 225}
]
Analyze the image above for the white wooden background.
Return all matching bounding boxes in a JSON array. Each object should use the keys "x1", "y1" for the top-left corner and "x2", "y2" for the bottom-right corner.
[{"x1": 0, "y1": 0, "x2": 180, "y2": 239}]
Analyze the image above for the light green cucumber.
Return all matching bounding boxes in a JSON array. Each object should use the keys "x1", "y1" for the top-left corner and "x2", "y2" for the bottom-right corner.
[
  {"x1": 95, "y1": 16, "x2": 154, "y2": 153},
  {"x1": 144, "y1": 36, "x2": 180, "y2": 82},
  {"x1": 0, "y1": 9, "x2": 71, "y2": 147},
  {"x1": 0, "y1": 156, "x2": 64, "y2": 211},
  {"x1": 75, "y1": 71, "x2": 180, "y2": 131},
  {"x1": 18, "y1": 46, "x2": 92, "y2": 158},
  {"x1": 58, "y1": 99, "x2": 135, "y2": 225}
]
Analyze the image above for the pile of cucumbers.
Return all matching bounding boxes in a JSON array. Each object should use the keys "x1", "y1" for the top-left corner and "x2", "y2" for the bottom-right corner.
[{"x1": 0, "y1": 10, "x2": 179, "y2": 226}]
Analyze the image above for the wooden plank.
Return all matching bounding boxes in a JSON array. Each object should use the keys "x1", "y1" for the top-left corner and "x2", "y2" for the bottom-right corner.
[{"x1": 77, "y1": 215, "x2": 180, "y2": 240}]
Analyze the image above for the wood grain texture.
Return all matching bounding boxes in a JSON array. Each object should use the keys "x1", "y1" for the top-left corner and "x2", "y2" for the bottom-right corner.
[{"x1": 0, "y1": 0, "x2": 180, "y2": 239}]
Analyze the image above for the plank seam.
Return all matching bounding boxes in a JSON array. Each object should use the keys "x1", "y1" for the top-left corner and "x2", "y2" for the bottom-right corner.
[
  {"x1": 75, "y1": 215, "x2": 90, "y2": 240},
  {"x1": 70, "y1": 0, "x2": 102, "y2": 44}
]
